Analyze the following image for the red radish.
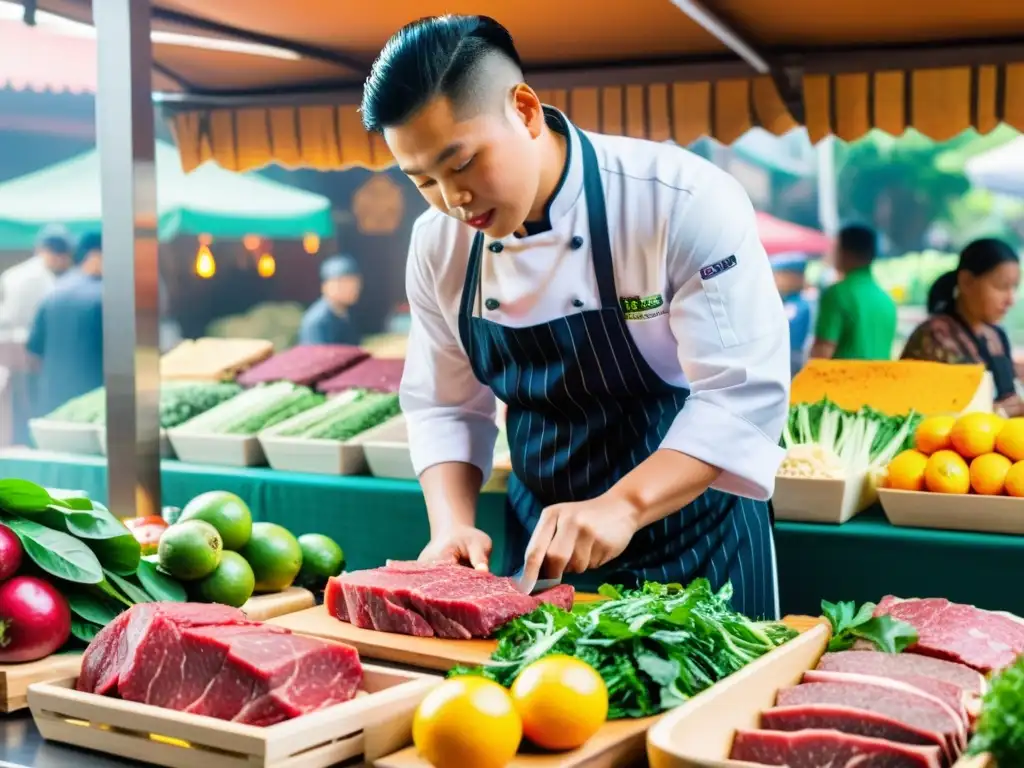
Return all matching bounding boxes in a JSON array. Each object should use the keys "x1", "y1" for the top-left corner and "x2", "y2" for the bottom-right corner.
[
  {"x1": 0, "y1": 576, "x2": 72, "y2": 662},
  {"x1": 0, "y1": 523, "x2": 22, "y2": 581}
]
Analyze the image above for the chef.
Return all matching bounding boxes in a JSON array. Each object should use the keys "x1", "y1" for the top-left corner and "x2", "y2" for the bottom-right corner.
[{"x1": 362, "y1": 15, "x2": 790, "y2": 619}]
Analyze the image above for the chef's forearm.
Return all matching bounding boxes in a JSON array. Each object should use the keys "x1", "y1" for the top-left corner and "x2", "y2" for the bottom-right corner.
[
  {"x1": 605, "y1": 449, "x2": 721, "y2": 529},
  {"x1": 419, "y1": 461, "x2": 485, "y2": 534}
]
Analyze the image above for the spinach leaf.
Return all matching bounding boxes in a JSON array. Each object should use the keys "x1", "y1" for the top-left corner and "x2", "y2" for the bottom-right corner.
[
  {"x1": 105, "y1": 571, "x2": 153, "y2": 605},
  {"x1": 63, "y1": 505, "x2": 141, "y2": 575},
  {"x1": 70, "y1": 618, "x2": 103, "y2": 644},
  {"x1": 136, "y1": 559, "x2": 187, "y2": 602},
  {"x1": 968, "y1": 653, "x2": 1024, "y2": 763},
  {"x1": 2, "y1": 516, "x2": 103, "y2": 584},
  {"x1": 95, "y1": 578, "x2": 133, "y2": 607},
  {"x1": 64, "y1": 588, "x2": 123, "y2": 626},
  {"x1": 49, "y1": 495, "x2": 95, "y2": 511},
  {"x1": 0, "y1": 479, "x2": 53, "y2": 514},
  {"x1": 823, "y1": 599, "x2": 918, "y2": 653}
]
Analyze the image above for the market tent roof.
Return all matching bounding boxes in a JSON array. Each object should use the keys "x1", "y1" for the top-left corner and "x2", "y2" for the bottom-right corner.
[
  {"x1": 756, "y1": 212, "x2": 832, "y2": 256},
  {"x1": 965, "y1": 136, "x2": 1024, "y2": 198},
  {"x1": 0, "y1": 140, "x2": 333, "y2": 248},
  {"x1": 27, "y1": 0, "x2": 1024, "y2": 172}
]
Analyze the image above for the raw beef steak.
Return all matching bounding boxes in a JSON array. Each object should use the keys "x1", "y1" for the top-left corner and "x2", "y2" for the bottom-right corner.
[
  {"x1": 77, "y1": 603, "x2": 362, "y2": 726},
  {"x1": 802, "y1": 670, "x2": 967, "y2": 726},
  {"x1": 815, "y1": 651, "x2": 985, "y2": 696},
  {"x1": 731, "y1": 729, "x2": 942, "y2": 768},
  {"x1": 326, "y1": 562, "x2": 576, "y2": 638},
  {"x1": 873, "y1": 596, "x2": 1024, "y2": 673},
  {"x1": 317, "y1": 357, "x2": 405, "y2": 394},
  {"x1": 236, "y1": 344, "x2": 368, "y2": 387}
]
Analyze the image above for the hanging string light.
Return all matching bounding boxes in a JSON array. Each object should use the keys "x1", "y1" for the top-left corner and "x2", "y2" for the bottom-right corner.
[
  {"x1": 195, "y1": 244, "x2": 216, "y2": 278},
  {"x1": 256, "y1": 252, "x2": 276, "y2": 278},
  {"x1": 302, "y1": 233, "x2": 320, "y2": 254}
]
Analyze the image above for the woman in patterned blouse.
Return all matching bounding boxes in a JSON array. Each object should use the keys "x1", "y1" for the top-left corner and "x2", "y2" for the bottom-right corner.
[{"x1": 902, "y1": 238, "x2": 1022, "y2": 416}]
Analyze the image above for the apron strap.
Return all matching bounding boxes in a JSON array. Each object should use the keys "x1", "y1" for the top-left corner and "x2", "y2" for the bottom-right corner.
[
  {"x1": 573, "y1": 127, "x2": 620, "y2": 311},
  {"x1": 457, "y1": 232, "x2": 486, "y2": 357}
]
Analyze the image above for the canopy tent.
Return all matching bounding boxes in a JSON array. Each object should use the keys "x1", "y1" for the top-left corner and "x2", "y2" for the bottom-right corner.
[
  {"x1": 0, "y1": 139, "x2": 333, "y2": 248},
  {"x1": 964, "y1": 136, "x2": 1024, "y2": 198},
  {"x1": 756, "y1": 212, "x2": 832, "y2": 256},
  {"x1": 24, "y1": 0, "x2": 1024, "y2": 173}
]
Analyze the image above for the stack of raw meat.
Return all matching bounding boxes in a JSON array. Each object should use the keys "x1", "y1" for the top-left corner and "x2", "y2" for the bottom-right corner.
[
  {"x1": 236, "y1": 344, "x2": 369, "y2": 388},
  {"x1": 326, "y1": 561, "x2": 575, "y2": 638},
  {"x1": 730, "y1": 595, "x2": 1024, "y2": 768},
  {"x1": 78, "y1": 603, "x2": 363, "y2": 726},
  {"x1": 318, "y1": 357, "x2": 405, "y2": 394}
]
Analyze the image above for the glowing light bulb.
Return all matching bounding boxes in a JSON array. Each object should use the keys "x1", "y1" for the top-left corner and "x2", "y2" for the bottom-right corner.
[
  {"x1": 302, "y1": 233, "x2": 320, "y2": 254},
  {"x1": 242, "y1": 234, "x2": 261, "y2": 251},
  {"x1": 198, "y1": 233, "x2": 213, "y2": 246},
  {"x1": 195, "y1": 245, "x2": 216, "y2": 278},
  {"x1": 257, "y1": 253, "x2": 276, "y2": 278}
]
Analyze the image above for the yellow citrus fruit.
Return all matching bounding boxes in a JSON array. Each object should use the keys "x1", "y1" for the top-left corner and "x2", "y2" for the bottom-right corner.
[
  {"x1": 914, "y1": 416, "x2": 956, "y2": 456},
  {"x1": 510, "y1": 655, "x2": 609, "y2": 751},
  {"x1": 949, "y1": 413, "x2": 1001, "y2": 459},
  {"x1": 996, "y1": 418, "x2": 1024, "y2": 462},
  {"x1": 886, "y1": 450, "x2": 929, "y2": 491},
  {"x1": 924, "y1": 450, "x2": 971, "y2": 494},
  {"x1": 413, "y1": 677, "x2": 521, "y2": 768},
  {"x1": 969, "y1": 453, "x2": 1012, "y2": 495},
  {"x1": 1005, "y1": 461, "x2": 1024, "y2": 498}
]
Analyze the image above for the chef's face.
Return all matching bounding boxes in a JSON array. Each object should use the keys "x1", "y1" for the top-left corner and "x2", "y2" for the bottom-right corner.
[{"x1": 385, "y1": 87, "x2": 546, "y2": 239}]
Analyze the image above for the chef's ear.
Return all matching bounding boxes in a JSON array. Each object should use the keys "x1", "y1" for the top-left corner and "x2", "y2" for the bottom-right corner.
[{"x1": 511, "y1": 84, "x2": 545, "y2": 139}]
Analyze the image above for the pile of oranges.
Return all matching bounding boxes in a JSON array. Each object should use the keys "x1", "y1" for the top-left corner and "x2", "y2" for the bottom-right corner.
[{"x1": 886, "y1": 413, "x2": 1024, "y2": 496}]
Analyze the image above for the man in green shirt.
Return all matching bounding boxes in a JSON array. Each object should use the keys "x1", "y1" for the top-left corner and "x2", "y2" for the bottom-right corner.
[{"x1": 811, "y1": 225, "x2": 897, "y2": 360}]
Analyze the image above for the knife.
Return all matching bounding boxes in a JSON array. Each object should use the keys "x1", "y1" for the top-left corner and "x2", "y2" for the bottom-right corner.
[{"x1": 510, "y1": 563, "x2": 562, "y2": 595}]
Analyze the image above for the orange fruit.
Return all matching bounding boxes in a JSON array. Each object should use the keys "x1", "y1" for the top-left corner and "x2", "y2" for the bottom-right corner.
[
  {"x1": 969, "y1": 453, "x2": 1012, "y2": 495},
  {"x1": 949, "y1": 413, "x2": 1001, "y2": 459},
  {"x1": 886, "y1": 450, "x2": 929, "y2": 491},
  {"x1": 924, "y1": 450, "x2": 971, "y2": 494},
  {"x1": 913, "y1": 416, "x2": 956, "y2": 456},
  {"x1": 1005, "y1": 461, "x2": 1024, "y2": 498},
  {"x1": 996, "y1": 418, "x2": 1024, "y2": 462},
  {"x1": 510, "y1": 656, "x2": 608, "y2": 751}
]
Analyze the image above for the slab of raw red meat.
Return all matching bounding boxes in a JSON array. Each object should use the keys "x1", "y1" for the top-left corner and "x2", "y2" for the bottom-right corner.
[
  {"x1": 326, "y1": 562, "x2": 575, "y2": 638},
  {"x1": 77, "y1": 603, "x2": 362, "y2": 726},
  {"x1": 730, "y1": 729, "x2": 942, "y2": 768},
  {"x1": 317, "y1": 357, "x2": 405, "y2": 394},
  {"x1": 236, "y1": 344, "x2": 368, "y2": 387},
  {"x1": 815, "y1": 651, "x2": 985, "y2": 696},
  {"x1": 874, "y1": 596, "x2": 1024, "y2": 673}
]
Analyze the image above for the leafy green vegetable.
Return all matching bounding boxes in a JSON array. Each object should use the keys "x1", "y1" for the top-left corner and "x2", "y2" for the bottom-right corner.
[
  {"x1": 822, "y1": 599, "x2": 918, "y2": 654},
  {"x1": 1, "y1": 515, "x2": 104, "y2": 584},
  {"x1": 105, "y1": 571, "x2": 153, "y2": 605},
  {"x1": 968, "y1": 652, "x2": 1024, "y2": 765},
  {"x1": 450, "y1": 580, "x2": 797, "y2": 719},
  {"x1": 0, "y1": 478, "x2": 54, "y2": 514},
  {"x1": 64, "y1": 587, "x2": 123, "y2": 626},
  {"x1": 70, "y1": 618, "x2": 103, "y2": 644},
  {"x1": 136, "y1": 559, "x2": 188, "y2": 602}
]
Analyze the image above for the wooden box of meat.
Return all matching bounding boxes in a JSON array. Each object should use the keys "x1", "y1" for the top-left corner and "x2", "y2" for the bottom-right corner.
[
  {"x1": 27, "y1": 602, "x2": 440, "y2": 768},
  {"x1": 647, "y1": 594, "x2": 1021, "y2": 768}
]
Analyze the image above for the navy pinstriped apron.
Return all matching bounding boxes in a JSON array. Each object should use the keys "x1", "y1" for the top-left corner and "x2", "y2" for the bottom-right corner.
[{"x1": 456, "y1": 122, "x2": 778, "y2": 619}]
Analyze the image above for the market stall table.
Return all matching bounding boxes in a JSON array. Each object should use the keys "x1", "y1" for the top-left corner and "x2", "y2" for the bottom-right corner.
[{"x1": 1, "y1": 448, "x2": 1022, "y2": 617}]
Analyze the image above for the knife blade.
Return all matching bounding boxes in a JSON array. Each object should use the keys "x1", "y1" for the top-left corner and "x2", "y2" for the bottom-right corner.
[{"x1": 510, "y1": 563, "x2": 562, "y2": 595}]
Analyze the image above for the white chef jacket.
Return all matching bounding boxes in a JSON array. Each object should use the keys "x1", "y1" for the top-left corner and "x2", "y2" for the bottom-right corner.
[
  {"x1": 401, "y1": 117, "x2": 791, "y2": 501},
  {"x1": 0, "y1": 255, "x2": 57, "y2": 332}
]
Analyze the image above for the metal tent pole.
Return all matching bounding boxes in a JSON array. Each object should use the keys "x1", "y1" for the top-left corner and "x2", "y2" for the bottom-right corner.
[{"x1": 94, "y1": 0, "x2": 161, "y2": 519}]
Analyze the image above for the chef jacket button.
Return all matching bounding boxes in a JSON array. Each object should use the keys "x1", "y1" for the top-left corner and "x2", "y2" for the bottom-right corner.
[
  {"x1": 485, "y1": 298, "x2": 500, "y2": 311},
  {"x1": 572, "y1": 298, "x2": 584, "y2": 308},
  {"x1": 488, "y1": 241, "x2": 504, "y2": 253},
  {"x1": 570, "y1": 235, "x2": 585, "y2": 250}
]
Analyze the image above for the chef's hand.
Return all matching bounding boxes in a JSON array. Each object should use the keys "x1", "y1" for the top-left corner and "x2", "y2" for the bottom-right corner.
[
  {"x1": 418, "y1": 525, "x2": 493, "y2": 571},
  {"x1": 519, "y1": 494, "x2": 640, "y2": 591}
]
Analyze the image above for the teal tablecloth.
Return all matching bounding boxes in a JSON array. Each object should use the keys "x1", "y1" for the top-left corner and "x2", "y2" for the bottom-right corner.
[{"x1": 2, "y1": 449, "x2": 1022, "y2": 616}]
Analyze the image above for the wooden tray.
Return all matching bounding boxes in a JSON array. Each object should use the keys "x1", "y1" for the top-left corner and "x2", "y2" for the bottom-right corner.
[
  {"x1": 28, "y1": 665, "x2": 440, "y2": 768},
  {"x1": 1, "y1": 653, "x2": 83, "y2": 713},
  {"x1": 772, "y1": 473, "x2": 875, "y2": 525},
  {"x1": 880, "y1": 487, "x2": 1024, "y2": 535},
  {"x1": 377, "y1": 616, "x2": 823, "y2": 768},
  {"x1": 242, "y1": 587, "x2": 316, "y2": 621}
]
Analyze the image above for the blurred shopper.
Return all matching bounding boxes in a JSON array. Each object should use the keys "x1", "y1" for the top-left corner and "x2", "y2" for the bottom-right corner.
[
  {"x1": 298, "y1": 254, "x2": 363, "y2": 346},
  {"x1": 26, "y1": 232, "x2": 104, "y2": 415},
  {"x1": 903, "y1": 238, "x2": 1024, "y2": 416},
  {"x1": 810, "y1": 224, "x2": 896, "y2": 360},
  {"x1": 0, "y1": 224, "x2": 73, "y2": 332},
  {"x1": 772, "y1": 253, "x2": 812, "y2": 376}
]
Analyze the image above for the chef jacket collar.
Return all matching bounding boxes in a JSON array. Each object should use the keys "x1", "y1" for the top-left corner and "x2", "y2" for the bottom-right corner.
[{"x1": 507, "y1": 106, "x2": 584, "y2": 240}]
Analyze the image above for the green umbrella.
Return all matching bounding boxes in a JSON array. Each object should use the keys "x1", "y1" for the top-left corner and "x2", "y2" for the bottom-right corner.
[{"x1": 0, "y1": 140, "x2": 334, "y2": 249}]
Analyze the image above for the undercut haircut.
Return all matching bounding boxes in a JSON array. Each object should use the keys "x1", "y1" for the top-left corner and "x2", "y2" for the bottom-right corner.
[{"x1": 360, "y1": 15, "x2": 524, "y2": 133}]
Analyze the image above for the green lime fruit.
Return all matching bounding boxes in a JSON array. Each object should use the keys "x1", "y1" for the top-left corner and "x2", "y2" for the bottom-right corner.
[
  {"x1": 239, "y1": 522, "x2": 303, "y2": 593},
  {"x1": 158, "y1": 520, "x2": 223, "y2": 581},
  {"x1": 192, "y1": 551, "x2": 255, "y2": 608},
  {"x1": 295, "y1": 534, "x2": 345, "y2": 590},
  {"x1": 178, "y1": 491, "x2": 252, "y2": 551}
]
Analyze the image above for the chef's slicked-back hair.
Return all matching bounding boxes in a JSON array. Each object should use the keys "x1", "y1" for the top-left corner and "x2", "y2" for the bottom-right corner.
[{"x1": 360, "y1": 15, "x2": 524, "y2": 133}]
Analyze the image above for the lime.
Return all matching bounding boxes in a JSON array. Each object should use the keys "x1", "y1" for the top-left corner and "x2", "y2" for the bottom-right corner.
[
  {"x1": 239, "y1": 522, "x2": 303, "y2": 593},
  {"x1": 295, "y1": 534, "x2": 345, "y2": 590},
  {"x1": 158, "y1": 520, "x2": 223, "y2": 581},
  {"x1": 192, "y1": 551, "x2": 255, "y2": 608},
  {"x1": 178, "y1": 491, "x2": 252, "y2": 551}
]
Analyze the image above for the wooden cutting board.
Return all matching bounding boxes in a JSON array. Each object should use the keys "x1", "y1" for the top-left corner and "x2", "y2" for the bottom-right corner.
[
  {"x1": 373, "y1": 615, "x2": 820, "y2": 768},
  {"x1": 241, "y1": 587, "x2": 316, "y2": 621},
  {"x1": 1, "y1": 653, "x2": 83, "y2": 713}
]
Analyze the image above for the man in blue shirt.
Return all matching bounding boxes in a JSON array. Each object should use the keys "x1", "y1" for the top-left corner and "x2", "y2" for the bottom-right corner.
[
  {"x1": 27, "y1": 232, "x2": 104, "y2": 415},
  {"x1": 297, "y1": 255, "x2": 363, "y2": 346},
  {"x1": 772, "y1": 252, "x2": 812, "y2": 377}
]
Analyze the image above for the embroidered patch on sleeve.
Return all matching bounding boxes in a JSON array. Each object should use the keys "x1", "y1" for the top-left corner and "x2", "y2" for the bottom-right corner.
[{"x1": 700, "y1": 255, "x2": 738, "y2": 280}]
